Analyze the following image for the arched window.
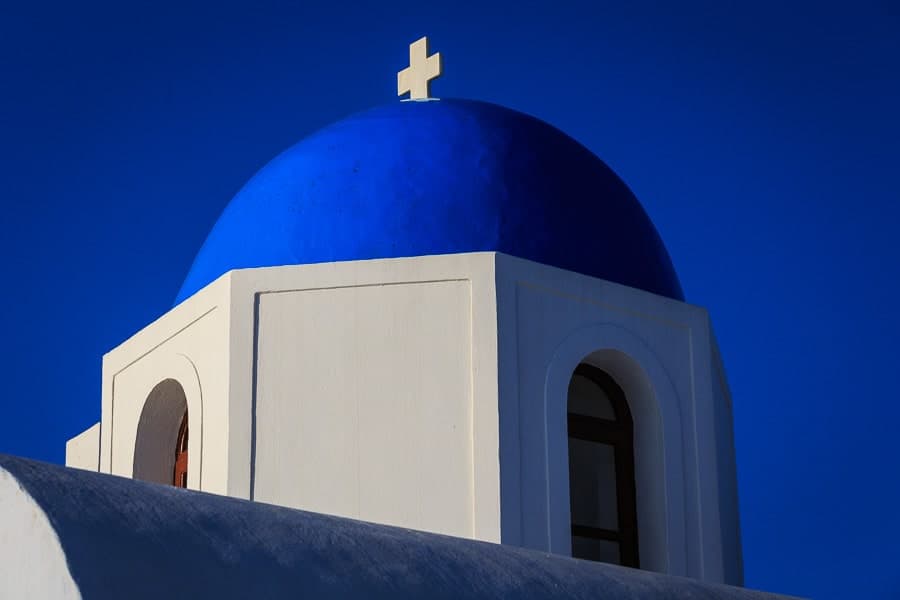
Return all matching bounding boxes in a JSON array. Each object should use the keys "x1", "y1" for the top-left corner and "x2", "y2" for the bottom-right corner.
[
  {"x1": 567, "y1": 363, "x2": 639, "y2": 567},
  {"x1": 173, "y1": 411, "x2": 188, "y2": 488},
  {"x1": 133, "y1": 379, "x2": 189, "y2": 487}
]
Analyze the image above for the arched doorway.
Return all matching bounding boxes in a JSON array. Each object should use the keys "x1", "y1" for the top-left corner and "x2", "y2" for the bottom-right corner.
[
  {"x1": 567, "y1": 363, "x2": 639, "y2": 567},
  {"x1": 133, "y1": 379, "x2": 189, "y2": 487}
]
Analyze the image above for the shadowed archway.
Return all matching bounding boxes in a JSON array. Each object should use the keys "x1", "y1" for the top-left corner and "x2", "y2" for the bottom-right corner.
[{"x1": 133, "y1": 379, "x2": 188, "y2": 486}]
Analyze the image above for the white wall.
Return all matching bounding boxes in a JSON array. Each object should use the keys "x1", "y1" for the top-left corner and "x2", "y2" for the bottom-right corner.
[
  {"x1": 87, "y1": 254, "x2": 502, "y2": 540},
  {"x1": 253, "y1": 281, "x2": 473, "y2": 536},
  {"x1": 234, "y1": 254, "x2": 501, "y2": 541},
  {"x1": 494, "y1": 253, "x2": 742, "y2": 585},
  {"x1": 80, "y1": 252, "x2": 741, "y2": 585},
  {"x1": 65, "y1": 422, "x2": 100, "y2": 471},
  {"x1": 708, "y1": 336, "x2": 745, "y2": 584},
  {"x1": 98, "y1": 276, "x2": 231, "y2": 494}
]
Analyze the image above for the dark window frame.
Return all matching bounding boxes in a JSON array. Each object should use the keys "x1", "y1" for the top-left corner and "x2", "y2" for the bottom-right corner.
[
  {"x1": 567, "y1": 363, "x2": 640, "y2": 568},
  {"x1": 173, "y1": 411, "x2": 188, "y2": 488}
]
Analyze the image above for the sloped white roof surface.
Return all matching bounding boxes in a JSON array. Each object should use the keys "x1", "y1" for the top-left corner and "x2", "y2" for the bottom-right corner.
[{"x1": 0, "y1": 454, "x2": 796, "y2": 600}]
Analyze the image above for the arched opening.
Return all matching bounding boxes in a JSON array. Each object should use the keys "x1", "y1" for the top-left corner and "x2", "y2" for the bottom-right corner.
[
  {"x1": 133, "y1": 379, "x2": 188, "y2": 487},
  {"x1": 567, "y1": 363, "x2": 639, "y2": 567}
]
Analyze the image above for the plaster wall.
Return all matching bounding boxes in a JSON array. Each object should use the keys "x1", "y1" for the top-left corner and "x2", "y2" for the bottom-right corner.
[
  {"x1": 231, "y1": 253, "x2": 501, "y2": 540},
  {"x1": 74, "y1": 251, "x2": 740, "y2": 584},
  {"x1": 85, "y1": 253, "x2": 500, "y2": 531},
  {"x1": 253, "y1": 281, "x2": 473, "y2": 536},
  {"x1": 65, "y1": 422, "x2": 100, "y2": 471},
  {"x1": 709, "y1": 337, "x2": 744, "y2": 584},
  {"x1": 98, "y1": 277, "x2": 231, "y2": 494},
  {"x1": 494, "y1": 254, "x2": 742, "y2": 585}
]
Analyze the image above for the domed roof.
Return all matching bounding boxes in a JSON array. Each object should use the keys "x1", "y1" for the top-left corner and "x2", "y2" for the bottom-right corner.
[{"x1": 176, "y1": 99, "x2": 683, "y2": 303}]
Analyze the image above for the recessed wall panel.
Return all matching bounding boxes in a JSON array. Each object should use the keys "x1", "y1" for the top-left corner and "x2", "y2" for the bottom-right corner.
[{"x1": 254, "y1": 280, "x2": 473, "y2": 537}]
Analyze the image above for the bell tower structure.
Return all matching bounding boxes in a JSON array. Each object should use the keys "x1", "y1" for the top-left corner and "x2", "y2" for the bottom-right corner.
[{"x1": 65, "y1": 43, "x2": 742, "y2": 586}]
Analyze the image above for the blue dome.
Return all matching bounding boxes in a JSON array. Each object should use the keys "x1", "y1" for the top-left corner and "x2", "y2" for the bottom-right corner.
[{"x1": 177, "y1": 99, "x2": 683, "y2": 303}]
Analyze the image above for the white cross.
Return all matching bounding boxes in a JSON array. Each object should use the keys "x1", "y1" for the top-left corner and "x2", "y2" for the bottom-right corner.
[{"x1": 397, "y1": 36, "x2": 442, "y2": 100}]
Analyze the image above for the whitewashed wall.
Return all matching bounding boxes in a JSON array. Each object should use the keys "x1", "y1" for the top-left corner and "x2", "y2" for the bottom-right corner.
[
  {"x1": 65, "y1": 422, "x2": 99, "y2": 471},
  {"x1": 97, "y1": 276, "x2": 232, "y2": 495},
  {"x1": 253, "y1": 281, "x2": 473, "y2": 536},
  {"x1": 79, "y1": 255, "x2": 501, "y2": 538},
  {"x1": 494, "y1": 253, "x2": 742, "y2": 585},
  {"x1": 72, "y1": 252, "x2": 741, "y2": 586},
  {"x1": 234, "y1": 255, "x2": 501, "y2": 540}
]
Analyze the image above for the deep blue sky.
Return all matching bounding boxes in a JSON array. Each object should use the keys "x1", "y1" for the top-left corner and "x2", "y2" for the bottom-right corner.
[{"x1": 1, "y1": 2, "x2": 897, "y2": 597}]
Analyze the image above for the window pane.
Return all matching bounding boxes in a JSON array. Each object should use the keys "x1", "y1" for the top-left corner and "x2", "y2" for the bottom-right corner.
[
  {"x1": 568, "y1": 438, "x2": 618, "y2": 530},
  {"x1": 572, "y1": 535, "x2": 620, "y2": 564},
  {"x1": 568, "y1": 374, "x2": 616, "y2": 420}
]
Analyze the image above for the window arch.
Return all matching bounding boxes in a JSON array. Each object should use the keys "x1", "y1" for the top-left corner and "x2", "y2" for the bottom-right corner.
[
  {"x1": 133, "y1": 378, "x2": 188, "y2": 487},
  {"x1": 567, "y1": 363, "x2": 640, "y2": 567}
]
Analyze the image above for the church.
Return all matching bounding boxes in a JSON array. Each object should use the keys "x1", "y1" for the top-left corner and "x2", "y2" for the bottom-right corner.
[{"x1": 1, "y1": 38, "x2": 796, "y2": 599}]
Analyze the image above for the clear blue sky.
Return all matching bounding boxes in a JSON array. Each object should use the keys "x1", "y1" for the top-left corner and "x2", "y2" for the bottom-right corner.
[{"x1": 1, "y1": 2, "x2": 897, "y2": 598}]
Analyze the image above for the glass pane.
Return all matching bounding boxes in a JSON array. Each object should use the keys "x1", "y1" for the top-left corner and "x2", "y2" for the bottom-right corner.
[
  {"x1": 572, "y1": 535, "x2": 621, "y2": 564},
  {"x1": 568, "y1": 438, "x2": 618, "y2": 530},
  {"x1": 568, "y1": 373, "x2": 616, "y2": 420}
]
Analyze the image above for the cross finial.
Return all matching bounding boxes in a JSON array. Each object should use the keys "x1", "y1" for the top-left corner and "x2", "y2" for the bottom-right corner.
[{"x1": 397, "y1": 36, "x2": 442, "y2": 100}]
